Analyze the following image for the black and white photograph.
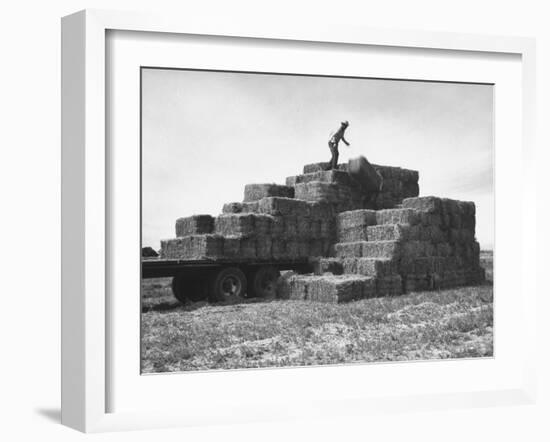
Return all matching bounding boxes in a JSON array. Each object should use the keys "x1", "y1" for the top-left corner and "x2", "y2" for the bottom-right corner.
[{"x1": 140, "y1": 68, "x2": 494, "y2": 373}]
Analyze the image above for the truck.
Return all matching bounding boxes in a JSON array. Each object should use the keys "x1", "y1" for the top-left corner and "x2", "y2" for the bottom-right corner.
[{"x1": 142, "y1": 257, "x2": 313, "y2": 303}]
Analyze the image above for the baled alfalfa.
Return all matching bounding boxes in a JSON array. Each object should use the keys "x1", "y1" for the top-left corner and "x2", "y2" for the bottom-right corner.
[
  {"x1": 337, "y1": 209, "x2": 377, "y2": 231},
  {"x1": 243, "y1": 183, "x2": 294, "y2": 202},
  {"x1": 321, "y1": 240, "x2": 335, "y2": 257},
  {"x1": 427, "y1": 226, "x2": 447, "y2": 244},
  {"x1": 375, "y1": 208, "x2": 421, "y2": 226},
  {"x1": 241, "y1": 201, "x2": 260, "y2": 213},
  {"x1": 308, "y1": 201, "x2": 334, "y2": 221},
  {"x1": 222, "y1": 202, "x2": 243, "y2": 214},
  {"x1": 277, "y1": 274, "x2": 312, "y2": 301},
  {"x1": 320, "y1": 219, "x2": 336, "y2": 240},
  {"x1": 256, "y1": 236, "x2": 273, "y2": 260},
  {"x1": 258, "y1": 197, "x2": 310, "y2": 218},
  {"x1": 175, "y1": 215, "x2": 214, "y2": 237},
  {"x1": 361, "y1": 240, "x2": 402, "y2": 260},
  {"x1": 337, "y1": 226, "x2": 368, "y2": 243},
  {"x1": 271, "y1": 239, "x2": 287, "y2": 260},
  {"x1": 335, "y1": 241, "x2": 365, "y2": 258},
  {"x1": 376, "y1": 274, "x2": 403, "y2": 297},
  {"x1": 303, "y1": 162, "x2": 348, "y2": 174},
  {"x1": 303, "y1": 162, "x2": 330, "y2": 174},
  {"x1": 401, "y1": 240, "x2": 426, "y2": 259},
  {"x1": 402, "y1": 196, "x2": 444, "y2": 214},
  {"x1": 285, "y1": 176, "x2": 299, "y2": 187},
  {"x1": 275, "y1": 271, "x2": 295, "y2": 299},
  {"x1": 294, "y1": 182, "x2": 340, "y2": 203},
  {"x1": 307, "y1": 274, "x2": 369, "y2": 303},
  {"x1": 310, "y1": 219, "x2": 322, "y2": 238},
  {"x1": 296, "y1": 216, "x2": 312, "y2": 238},
  {"x1": 341, "y1": 257, "x2": 357, "y2": 274},
  {"x1": 215, "y1": 213, "x2": 256, "y2": 237},
  {"x1": 162, "y1": 234, "x2": 224, "y2": 260},
  {"x1": 297, "y1": 240, "x2": 311, "y2": 258},
  {"x1": 291, "y1": 170, "x2": 354, "y2": 187},
  {"x1": 354, "y1": 258, "x2": 396, "y2": 278},
  {"x1": 436, "y1": 242, "x2": 452, "y2": 257},
  {"x1": 160, "y1": 237, "x2": 189, "y2": 259},
  {"x1": 251, "y1": 214, "x2": 273, "y2": 236},
  {"x1": 309, "y1": 239, "x2": 324, "y2": 257},
  {"x1": 270, "y1": 216, "x2": 285, "y2": 238},
  {"x1": 366, "y1": 224, "x2": 416, "y2": 242},
  {"x1": 312, "y1": 257, "x2": 344, "y2": 275},
  {"x1": 283, "y1": 216, "x2": 298, "y2": 238},
  {"x1": 239, "y1": 237, "x2": 257, "y2": 259},
  {"x1": 402, "y1": 274, "x2": 431, "y2": 293},
  {"x1": 222, "y1": 235, "x2": 241, "y2": 258}
]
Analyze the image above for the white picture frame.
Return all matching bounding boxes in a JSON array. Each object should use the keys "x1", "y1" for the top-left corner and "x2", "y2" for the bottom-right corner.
[{"x1": 61, "y1": 9, "x2": 537, "y2": 433}]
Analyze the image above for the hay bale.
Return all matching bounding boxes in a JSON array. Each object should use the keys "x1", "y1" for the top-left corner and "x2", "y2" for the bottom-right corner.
[
  {"x1": 320, "y1": 220, "x2": 336, "y2": 240},
  {"x1": 309, "y1": 239, "x2": 325, "y2": 257},
  {"x1": 241, "y1": 201, "x2": 260, "y2": 213},
  {"x1": 335, "y1": 241, "x2": 365, "y2": 258},
  {"x1": 307, "y1": 274, "x2": 372, "y2": 303},
  {"x1": 376, "y1": 275, "x2": 403, "y2": 296},
  {"x1": 361, "y1": 240, "x2": 402, "y2": 259},
  {"x1": 308, "y1": 201, "x2": 335, "y2": 220},
  {"x1": 256, "y1": 237, "x2": 273, "y2": 260},
  {"x1": 215, "y1": 214, "x2": 256, "y2": 237},
  {"x1": 402, "y1": 196, "x2": 443, "y2": 213},
  {"x1": 294, "y1": 182, "x2": 340, "y2": 203},
  {"x1": 355, "y1": 258, "x2": 396, "y2": 278},
  {"x1": 175, "y1": 215, "x2": 214, "y2": 237},
  {"x1": 337, "y1": 226, "x2": 368, "y2": 243},
  {"x1": 376, "y1": 208, "x2": 421, "y2": 226},
  {"x1": 271, "y1": 216, "x2": 285, "y2": 238},
  {"x1": 243, "y1": 183, "x2": 294, "y2": 202},
  {"x1": 284, "y1": 216, "x2": 298, "y2": 238},
  {"x1": 252, "y1": 214, "x2": 273, "y2": 236},
  {"x1": 366, "y1": 224, "x2": 410, "y2": 242},
  {"x1": 222, "y1": 236, "x2": 241, "y2": 258},
  {"x1": 312, "y1": 258, "x2": 344, "y2": 275},
  {"x1": 276, "y1": 274, "x2": 314, "y2": 300},
  {"x1": 258, "y1": 197, "x2": 310, "y2": 217},
  {"x1": 296, "y1": 216, "x2": 312, "y2": 238},
  {"x1": 239, "y1": 237, "x2": 256, "y2": 259},
  {"x1": 303, "y1": 162, "x2": 348, "y2": 174},
  {"x1": 337, "y1": 210, "x2": 377, "y2": 230},
  {"x1": 161, "y1": 234, "x2": 223, "y2": 260},
  {"x1": 222, "y1": 202, "x2": 243, "y2": 214},
  {"x1": 272, "y1": 240, "x2": 287, "y2": 259},
  {"x1": 341, "y1": 257, "x2": 357, "y2": 274}
]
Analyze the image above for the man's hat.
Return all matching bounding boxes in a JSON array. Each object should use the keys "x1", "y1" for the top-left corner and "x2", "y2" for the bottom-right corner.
[{"x1": 341, "y1": 120, "x2": 349, "y2": 126}]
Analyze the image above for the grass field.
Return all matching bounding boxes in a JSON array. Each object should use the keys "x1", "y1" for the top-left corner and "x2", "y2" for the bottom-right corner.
[{"x1": 141, "y1": 273, "x2": 494, "y2": 373}]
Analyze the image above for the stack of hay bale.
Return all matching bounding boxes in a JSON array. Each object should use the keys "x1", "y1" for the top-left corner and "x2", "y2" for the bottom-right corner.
[
  {"x1": 308, "y1": 196, "x2": 484, "y2": 298},
  {"x1": 292, "y1": 162, "x2": 419, "y2": 210},
  {"x1": 160, "y1": 161, "x2": 484, "y2": 303}
]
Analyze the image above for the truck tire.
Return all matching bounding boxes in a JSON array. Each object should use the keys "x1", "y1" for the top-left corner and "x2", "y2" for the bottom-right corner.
[
  {"x1": 248, "y1": 266, "x2": 280, "y2": 299},
  {"x1": 171, "y1": 274, "x2": 208, "y2": 304},
  {"x1": 208, "y1": 267, "x2": 247, "y2": 303}
]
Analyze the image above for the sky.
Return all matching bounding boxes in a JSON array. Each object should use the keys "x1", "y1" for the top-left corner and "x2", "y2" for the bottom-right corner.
[{"x1": 141, "y1": 68, "x2": 494, "y2": 250}]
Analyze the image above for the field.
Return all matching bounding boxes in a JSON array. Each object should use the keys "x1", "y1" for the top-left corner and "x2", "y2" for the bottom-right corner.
[{"x1": 141, "y1": 253, "x2": 494, "y2": 373}]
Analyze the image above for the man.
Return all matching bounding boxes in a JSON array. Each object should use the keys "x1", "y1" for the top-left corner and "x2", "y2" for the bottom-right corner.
[{"x1": 327, "y1": 120, "x2": 350, "y2": 170}]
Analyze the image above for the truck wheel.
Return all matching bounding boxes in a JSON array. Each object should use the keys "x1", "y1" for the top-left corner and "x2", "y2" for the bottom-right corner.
[
  {"x1": 209, "y1": 267, "x2": 247, "y2": 303},
  {"x1": 171, "y1": 274, "x2": 207, "y2": 304},
  {"x1": 248, "y1": 266, "x2": 281, "y2": 299}
]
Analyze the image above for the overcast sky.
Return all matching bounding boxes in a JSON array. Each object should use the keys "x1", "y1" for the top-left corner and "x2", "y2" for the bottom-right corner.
[{"x1": 142, "y1": 68, "x2": 494, "y2": 250}]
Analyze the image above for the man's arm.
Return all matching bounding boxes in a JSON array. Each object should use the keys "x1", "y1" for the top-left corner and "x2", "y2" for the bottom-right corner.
[{"x1": 342, "y1": 136, "x2": 350, "y2": 146}]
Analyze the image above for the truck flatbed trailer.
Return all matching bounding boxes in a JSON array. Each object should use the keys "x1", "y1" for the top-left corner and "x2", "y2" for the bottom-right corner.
[{"x1": 141, "y1": 257, "x2": 313, "y2": 303}]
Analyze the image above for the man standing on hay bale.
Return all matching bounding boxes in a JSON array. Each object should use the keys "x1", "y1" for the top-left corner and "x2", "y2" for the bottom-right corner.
[{"x1": 327, "y1": 120, "x2": 351, "y2": 170}]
